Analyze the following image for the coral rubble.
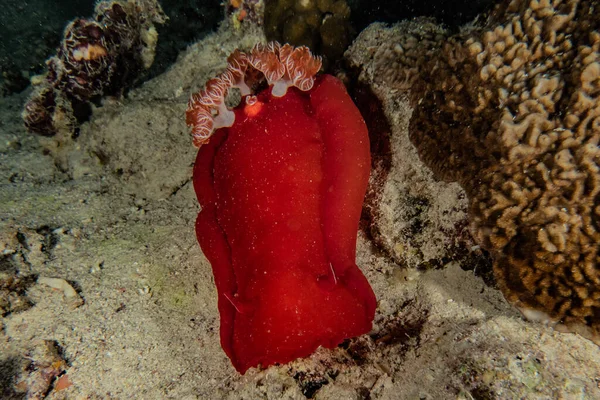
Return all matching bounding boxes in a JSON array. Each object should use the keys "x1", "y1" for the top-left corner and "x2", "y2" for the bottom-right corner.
[
  {"x1": 22, "y1": 0, "x2": 167, "y2": 136},
  {"x1": 351, "y1": 0, "x2": 600, "y2": 343},
  {"x1": 226, "y1": 0, "x2": 265, "y2": 29}
]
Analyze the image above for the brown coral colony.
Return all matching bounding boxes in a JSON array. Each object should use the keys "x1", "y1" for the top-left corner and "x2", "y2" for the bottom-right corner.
[{"x1": 371, "y1": 0, "x2": 600, "y2": 343}]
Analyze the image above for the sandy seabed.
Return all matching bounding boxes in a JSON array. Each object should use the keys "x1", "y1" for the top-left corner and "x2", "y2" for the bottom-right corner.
[{"x1": 1, "y1": 23, "x2": 600, "y2": 400}]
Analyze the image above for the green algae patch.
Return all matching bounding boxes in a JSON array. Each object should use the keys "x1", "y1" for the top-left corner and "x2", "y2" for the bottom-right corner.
[
  {"x1": 143, "y1": 225, "x2": 199, "y2": 314},
  {"x1": 146, "y1": 262, "x2": 196, "y2": 313}
]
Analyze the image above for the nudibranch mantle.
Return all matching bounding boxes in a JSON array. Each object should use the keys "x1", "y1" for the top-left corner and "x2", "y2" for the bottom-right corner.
[{"x1": 187, "y1": 42, "x2": 376, "y2": 374}]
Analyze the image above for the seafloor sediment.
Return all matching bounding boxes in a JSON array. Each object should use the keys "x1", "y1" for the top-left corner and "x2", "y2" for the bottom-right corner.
[{"x1": 1, "y1": 19, "x2": 600, "y2": 400}]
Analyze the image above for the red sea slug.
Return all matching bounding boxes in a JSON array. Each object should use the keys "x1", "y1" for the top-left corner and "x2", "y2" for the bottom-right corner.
[{"x1": 186, "y1": 42, "x2": 376, "y2": 373}]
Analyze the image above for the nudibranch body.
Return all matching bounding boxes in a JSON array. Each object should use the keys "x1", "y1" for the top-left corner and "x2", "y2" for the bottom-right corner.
[{"x1": 187, "y1": 42, "x2": 376, "y2": 374}]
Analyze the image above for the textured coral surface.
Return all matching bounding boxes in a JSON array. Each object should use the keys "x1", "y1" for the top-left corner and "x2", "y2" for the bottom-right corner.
[{"x1": 354, "y1": 0, "x2": 600, "y2": 343}]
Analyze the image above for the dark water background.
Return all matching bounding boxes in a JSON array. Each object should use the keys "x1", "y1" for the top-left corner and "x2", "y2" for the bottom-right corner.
[{"x1": 0, "y1": 0, "x2": 496, "y2": 96}]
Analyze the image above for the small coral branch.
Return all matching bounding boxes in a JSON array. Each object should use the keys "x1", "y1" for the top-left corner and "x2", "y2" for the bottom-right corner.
[
  {"x1": 22, "y1": 0, "x2": 167, "y2": 136},
  {"x1": 185, "y1": 41, "x2": 322, "y2": 147}
]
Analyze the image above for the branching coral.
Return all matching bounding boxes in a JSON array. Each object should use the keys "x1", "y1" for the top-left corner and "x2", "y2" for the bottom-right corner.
[
  {"x1": 359, "y1": 0, "x2": 600, "y2": 343},
  {"x1": 22, "y1": 0, "x2": 166, "y2": 136}
]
